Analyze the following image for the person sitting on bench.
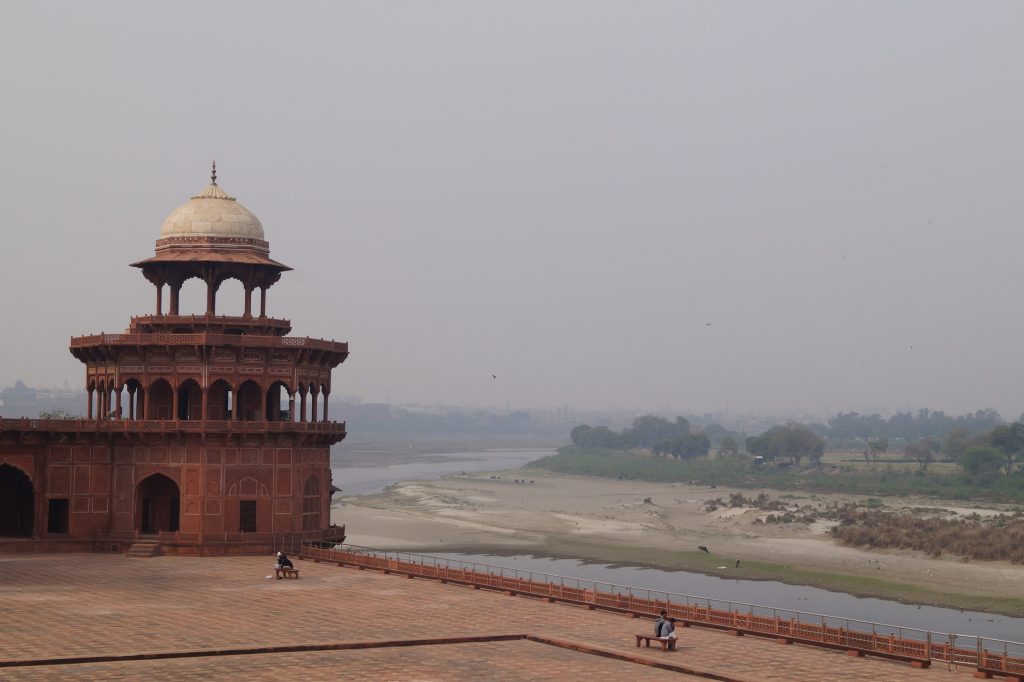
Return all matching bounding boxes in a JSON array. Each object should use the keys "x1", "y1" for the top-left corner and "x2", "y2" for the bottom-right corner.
[
  {"x1": 658, "y1": 617, "x2": 678, "y2": 650},
  {"x1": 274, "y1": 551, "x2": 294, "y2": 579}
]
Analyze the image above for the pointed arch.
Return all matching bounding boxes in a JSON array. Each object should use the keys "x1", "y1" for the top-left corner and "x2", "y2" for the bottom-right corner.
[
  {"x1": 148, "y1": 379, "x2": 173, "y2": 420},
  {"x1": 265, "y1": 380, "x2": 292, "y2": 422},
  {"x1": 236, "y1": 380, "x2": 262, "y2": 422},
  {"x1": 208, "y1": 379, "x2": 233, "y2": 420},
  {"x1": 136, "y1": 473, "x2": 180, "y2": 534},
  {"x1": 0, "y1": 464, "x2": 33, "y2": 537},
  {"x1": 177, "y1": 378, "x2": 202, "y2": 420}
]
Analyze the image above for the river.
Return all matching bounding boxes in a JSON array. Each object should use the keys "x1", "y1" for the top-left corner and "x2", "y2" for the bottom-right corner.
[{"x1": 334, "y1": 448, "x2": 1024, "y2": 642}]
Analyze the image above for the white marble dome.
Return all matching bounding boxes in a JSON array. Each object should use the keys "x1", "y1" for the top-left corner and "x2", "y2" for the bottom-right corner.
[{"x1": 159, "y1": 183, "x2": 265, "y2": 240}]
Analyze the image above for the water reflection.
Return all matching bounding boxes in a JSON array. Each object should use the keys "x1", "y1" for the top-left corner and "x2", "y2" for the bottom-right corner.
[
  {"x1": 333, "y1": 448, "x2": 553, "y2": 496},
  {"x1": 428, "y1": 552, "x2": 1024, "y2": 642},
  {"x1": 333, "y1": 448, "x2": 1024, "y2": 642}
]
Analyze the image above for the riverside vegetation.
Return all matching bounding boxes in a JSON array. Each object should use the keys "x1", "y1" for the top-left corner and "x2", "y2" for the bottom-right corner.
[
  {"x1": 529, "y1": 414, "x2": 1024, "y2": 564},
  {"x1": 532, "y1": 449, "x2": 1024, "y2": 562}
]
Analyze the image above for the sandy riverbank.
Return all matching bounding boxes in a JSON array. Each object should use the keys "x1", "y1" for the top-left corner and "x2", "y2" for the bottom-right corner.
[{"x1": 333, "y1": 470, "x2": 1024, "y2": 616}]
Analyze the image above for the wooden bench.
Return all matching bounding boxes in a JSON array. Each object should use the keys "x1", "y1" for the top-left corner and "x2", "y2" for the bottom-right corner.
[
  {"x1": 635, "y1": 634, "x2": 675, "y2": 651},
  {"x1": 275, "y1": 567, "x2": 299, "y2": 579}
]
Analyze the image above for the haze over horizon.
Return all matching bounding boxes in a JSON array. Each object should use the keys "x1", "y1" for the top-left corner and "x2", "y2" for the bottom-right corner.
[{"x1": 2, "y1": 2, "x2": 1022, "y2": 419}]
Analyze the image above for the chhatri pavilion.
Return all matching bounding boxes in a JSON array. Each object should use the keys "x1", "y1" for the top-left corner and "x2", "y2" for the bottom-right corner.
[{"x1": 0, "y1": 165, "x2": 348, "y2": 554}]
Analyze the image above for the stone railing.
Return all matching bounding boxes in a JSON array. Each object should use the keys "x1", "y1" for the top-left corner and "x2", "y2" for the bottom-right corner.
[
  {"x1": 158, "y1": 526, "x2": 346, "y2": 547},
  {"x1": 130, "y1": 314, "x2": 292, "y2": 328},
  {"x1": 69, "y1": 332, "x2": 347, "y2": 353},
  {"x1": 285, "y1": 544, "x2": 1024, "y2": 677},
  {"x1": 0, "y1": 417, "x2": 346, "y2": 435}
]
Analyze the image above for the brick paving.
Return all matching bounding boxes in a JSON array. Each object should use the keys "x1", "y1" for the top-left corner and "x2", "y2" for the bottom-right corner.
[
  {"x1": 1, "y1": 641, "x2": 703, "y2": 681},
  {"x1": 0, "y1": 554, "x2": 983, "y2": 681}
]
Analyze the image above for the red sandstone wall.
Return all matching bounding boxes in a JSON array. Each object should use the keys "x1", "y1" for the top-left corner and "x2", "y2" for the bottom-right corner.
[{"x1": 0, "y1": 441, "x2": 332, "y2": 542}]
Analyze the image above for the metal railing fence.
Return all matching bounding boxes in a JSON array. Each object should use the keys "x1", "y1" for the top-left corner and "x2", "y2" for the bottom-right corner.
[{"x1": 282, "y1": 541, "x2": 1024, "y2": 675}]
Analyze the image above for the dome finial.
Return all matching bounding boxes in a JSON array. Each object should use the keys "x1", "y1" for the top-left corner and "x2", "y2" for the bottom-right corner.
[{"x1": 210, "y1": 160, "x2": 217, "y2": 186}]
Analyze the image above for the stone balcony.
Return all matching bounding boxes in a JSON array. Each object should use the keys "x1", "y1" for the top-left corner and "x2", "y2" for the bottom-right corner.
[
  {"x1": 68, "y1": 331, "x2": 349, "y2": 365},
  {"x1": 0, "y1": 417, "x2": 346, "y2": 437}
]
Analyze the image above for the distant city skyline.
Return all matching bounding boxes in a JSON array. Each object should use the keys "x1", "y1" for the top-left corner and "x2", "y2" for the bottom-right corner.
[{"x1": 2, "y1": 2, "x2": 1023, "y2": 418}]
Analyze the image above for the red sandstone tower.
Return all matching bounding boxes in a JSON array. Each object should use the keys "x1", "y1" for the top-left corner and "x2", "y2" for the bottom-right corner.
[{"x1": 0, "y1": 166, "x2": 348, "y2": 554}]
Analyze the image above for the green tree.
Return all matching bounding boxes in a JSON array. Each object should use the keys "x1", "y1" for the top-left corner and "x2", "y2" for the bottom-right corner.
[
  {"x1": 717, "y1": 435, "x2": 739, "y2": 456},
  {"x1": 941, "y1": 427, "x2": 971, "y2": 463},
  {"x1": 748, "y1": 423, "x2": 825, "y2": 466},
  {"x1": 960, "y1": 445, "x2": 1004, "y2": 480},
  {"x1": 989, "y1": 422, "x2": 1024, "y2": 476},
  {"x1": 904, "y1": 439, "x2": 936, "y2": 471},
  {"x1": 625, "y1": 415, "x2": 690, "y2": 448},
  {"x1": 570, "y1": 425, "x2": 593, "y2": 446},
  {"x1": 670, "y1": 433, "x2": 711, "y2": 459},
  {"x1": 865, "y1": 437, "x2": 888, "y2": 463},
  {"x1": 652, "y1": 439, "x2": 673, "y2": 456},
  {"x1": 746, "y1": 433, "x2": 772, "y2": 460}
]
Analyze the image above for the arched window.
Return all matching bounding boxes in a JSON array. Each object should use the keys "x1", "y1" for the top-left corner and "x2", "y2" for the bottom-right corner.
[
  {"x1": 176, "y1": 276, "x2": 206, "y2": 316},
  {"x1": 236, "y1": 380, "x2": 261, "y2": 422},
  {"x1": 178, "y1": 378, "x2": 202, "y2": 420},
  {"x1": 265, "y1": 381, "x2": 291, "y2": 422},
  {"x1": 302, "y1": 475, "x2": 321, "y2": 531},
  {"x1": 124, "y1": 378, "x2": 144, "y2": 420},
  {"x1": 216, "y1": 277, "x2": 246, "y2": 317},
  {"x1": 148, "y1": 379, "x2": 174, "y2": 420},
  {"x1": 208, "y1": 379, "x2": 232, "y2": 420}
]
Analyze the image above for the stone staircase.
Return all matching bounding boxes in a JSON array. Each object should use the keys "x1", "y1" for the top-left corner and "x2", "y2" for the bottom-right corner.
[{"x1": 124, "y1": 538, "x2": 161, "y2": 558}]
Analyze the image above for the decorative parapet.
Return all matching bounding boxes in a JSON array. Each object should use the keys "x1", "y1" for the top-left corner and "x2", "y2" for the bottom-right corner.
[
  {"x1": 70, "y1": 332, "x2": 347, "y2": 354},
  {"x1": 0, "y1": 417, "x2": 346, "y2": 436}
]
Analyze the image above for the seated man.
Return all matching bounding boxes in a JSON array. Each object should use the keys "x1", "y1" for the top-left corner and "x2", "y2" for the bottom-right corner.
[
  {"x1": 659, "y1": 617, "x2": 678, "y2": 650},
  {"x1": 274, "y1": 551, "x2": 294, "y2": 578}
]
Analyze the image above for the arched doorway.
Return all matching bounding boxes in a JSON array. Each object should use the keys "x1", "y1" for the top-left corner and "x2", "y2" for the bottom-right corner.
[
  {"x1": 136, "y1": 474, "x2": 180, "y2": 534},
  {"x1": 0, "y1": 464, "x2": 33, "y2": 537}
]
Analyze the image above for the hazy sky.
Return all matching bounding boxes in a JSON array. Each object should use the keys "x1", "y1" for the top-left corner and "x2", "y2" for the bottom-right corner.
[{"x1": 2, "y1": 1, "x2": 1022, "y2": 418}]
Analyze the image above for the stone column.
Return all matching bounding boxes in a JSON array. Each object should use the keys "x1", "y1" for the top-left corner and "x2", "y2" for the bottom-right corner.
[
  {"x1": 300, "y1": 389, "x2": 307, "y2": 423},
  {"x1": 206, "y1": 279, "x2": 216, "y2": 316},
  {"x1": 170, "y1": 284, "x2": 181, "y2": 315},
  {"x1": 259, "y1": 287, "x2": 267, "y2": 318},
  {"x1": 115, "y1": 386, "x2": 122, "y2": 419},
  {"x1": 127, "y1": 386, "x2": 136, "y2": 420},
  {"x1": 86, "y1": 388, "x2": 93, "y2": 420},
  {"x1": 257, "y1": 384, "x2": 267, "y2": 422},
  {"x1": 310, "y1": 386, "x2": 319, "y2": 423},
  {"x1": 172, "y1": 385, "x2": 179, "y2": 421},
  {"x1": 288, "y1": 393, "x2": 295, "y2": 422},
  {"x1": 156, "y1": 285, "x2": 163, "y2": 316},
  {"x1": 321, "y1": 390, "x2": 329, "y2": 422},
  {"x1": 201, "y1": 384, "x2": 209, "y2": 422}
]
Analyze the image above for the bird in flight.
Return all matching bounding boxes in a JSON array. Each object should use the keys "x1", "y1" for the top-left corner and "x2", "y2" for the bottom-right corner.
[{"x1": 491, "y1": 374, "x2": 497, "y2": 379}]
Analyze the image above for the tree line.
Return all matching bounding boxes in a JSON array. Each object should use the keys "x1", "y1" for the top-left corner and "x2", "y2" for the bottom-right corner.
[
  {"x1": 570, "y1": 416, "x2": 714, "y2": 459},
  {"x1": 826, "y1": 408, "x2": 1005, "y2": 445},
  {"x1": 570, "y1": 410, "x2": 1024, "y2": 477}
]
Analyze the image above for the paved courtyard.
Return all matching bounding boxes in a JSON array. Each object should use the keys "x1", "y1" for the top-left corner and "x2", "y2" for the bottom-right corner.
[{"x1": 0, "y1": 553, "x2": 985, "y2": 681}]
